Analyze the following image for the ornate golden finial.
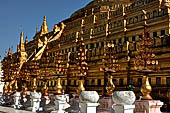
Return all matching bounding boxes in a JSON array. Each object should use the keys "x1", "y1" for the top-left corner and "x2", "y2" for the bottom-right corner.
[
  {"x1": 93, "y1": 15, "x2": 97, "y2": 24},
  {"x1": 106, "y1": 75, "x2": 115, "y2": 96},
  {"x1": 20, "y1": 32, "x2": 24, "y2": 44},
  {"x1": 53, "y1": 24, "x2": 60, "y2": 33},
  {"x1": 20, "y1": 32, "x2": 25, "y2": 52},
  {"x1": 40, "y1": 16, "x2": 49, "y2": 35},
  {"x1": 61, "y1": 22, "x2": 66, "y2": 30},
  {"x1": 106, "y1": 23, "x2": 109, "y2": 37},
  {"x1": 56, "y1": 78, "x2": 62, "y2": 94},
  {"x1": 32, "y1": 77, "x2": 37, "y2": 93},
  {"x1": 81, "y1": 19, "x2": 85, "y2": 28},
  {"x1": 38, "y1": 38, "x2": 43, "y2": 48},
  {"x1": 77, "y1": 79, "x2": 85, "y2": 95},
  {"x1": 142, "y1": 10, "x2": 148, "y2": 26},
  {"x1": 43, "y1": 82, "x2": 48, "y2": 96},
  {"x1": 76, "y1": 31, "x2": 80, "y2": 39},
  {"x1": 107, "y1": 8, "x2": 111, "y2": 20},
  {"x1": 140, "y1": 75, "x2": 152, "y2": 100},
  {"x1": 8, "y1": 48, "x2": 12, "y2": 56},
  {"x1": 44, "y1": 16, "x2": 47, "y2": 24},
  {"x1": 67, "y1": 52, "x2": 71, "y2": 63},
  {"x1": 90, "y1": 28, "x2": 94, "y2": 39},
  {"x1": 92, "y1": 7, "x2": 97, "y2": 24},
  {"x1": 76, "y1": 32, "x2": 80, "y2": 42},
  {"x1": 92, "y1": 8, "x2": 94, "y2": 15}
]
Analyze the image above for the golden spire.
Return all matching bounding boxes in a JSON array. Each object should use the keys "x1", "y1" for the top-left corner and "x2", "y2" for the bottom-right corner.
[
  {"x1": 20, "y1": 32, "x2": 25, "y2": 52},
  {"x1": 25, "y1": 36, "x2": 28, "y2": 45},
  {"x1": 8, "y1": 48, "x2": 12, "y2": 56},
  {"x1": 40, "y1": 16, "x2": 49, "y2": 35},
  {"x1": 44, "y1": 16, "x2": 47, "y2": 25}
]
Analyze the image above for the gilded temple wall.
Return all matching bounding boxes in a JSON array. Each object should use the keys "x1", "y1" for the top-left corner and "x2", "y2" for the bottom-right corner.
[{"x1": 2, "y1": 0, "x2": 170, "y2": 98}]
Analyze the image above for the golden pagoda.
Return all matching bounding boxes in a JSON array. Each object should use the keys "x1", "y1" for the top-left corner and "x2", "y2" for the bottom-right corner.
[
  {"x1": 2, "y1": 0, "x2": 170, "y2": 106},
  {"x1": 40, "y1": 16, "x2": 49, "y2": 35}
]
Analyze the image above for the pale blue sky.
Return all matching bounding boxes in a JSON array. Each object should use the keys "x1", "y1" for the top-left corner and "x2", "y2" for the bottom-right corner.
[{"x1": 0, "y1": 0, "x2": 92, "y2": 59}]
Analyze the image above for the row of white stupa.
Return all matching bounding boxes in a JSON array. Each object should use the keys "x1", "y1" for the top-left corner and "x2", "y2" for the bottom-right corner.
[{"x1": 0, "y1": 69, "x2": 164, "y2": 113}]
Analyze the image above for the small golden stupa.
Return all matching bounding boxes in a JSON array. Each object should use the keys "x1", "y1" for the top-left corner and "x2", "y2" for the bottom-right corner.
[
  {"x1": 140, "y1": 75, "x2": 152, "y2": 100},
  {"x1": 77, "y1": 79, "x2": 85, "y2": 95},
  {"x1": 56, "y1": 78, "x2": 62, "y2": 94}
]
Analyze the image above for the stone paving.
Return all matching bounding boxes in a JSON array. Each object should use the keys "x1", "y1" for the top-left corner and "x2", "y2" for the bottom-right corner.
[
  {"x1": 0, "y1": 106, "x2": 169, "y2": 113},
  {"x1": 0, "y1": 106, "x2": 34, "y2": 113}
]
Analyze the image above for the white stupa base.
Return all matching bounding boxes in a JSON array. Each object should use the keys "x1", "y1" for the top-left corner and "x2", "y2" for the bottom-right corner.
[
  {"x1": 79, "y1": 102, "x2": 99, "y2": 113},
  {"x1": 134, "y1": 100, "x2": 163, "y2": 113},
  {"x1": 51, "y1": 94, "x2": 69, "y2": 113},
  {"x1": 30, "y1": 92, "x2": 42, "y2": 112},
  {"x1": 12, "y1": 92, "x2": 22, "y2": 109},
  {"x1": 113, "y1": 105, "x2": 135, "y2": 113}
]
